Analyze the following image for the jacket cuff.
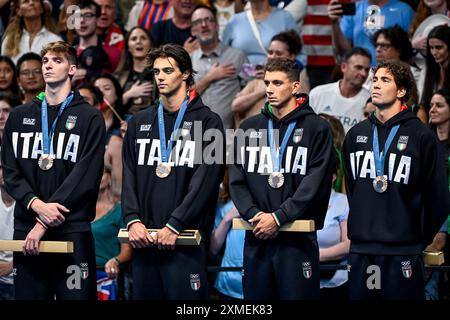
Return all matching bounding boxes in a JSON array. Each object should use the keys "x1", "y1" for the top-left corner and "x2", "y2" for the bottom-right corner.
[
  {"x1": 165, "y1": 223, "x2": 180, "y2": 235},
  {"x1": 35, "y1": 217, "x2": 48, "y2": 229},
  {"x1": 25, "y1": 194, "x2": 38, "y2": 211},
  {"x1": 274, "y1": 208, "x2": 288, "y2": 226},
  {"x1": 166, "y1": 217, "x2": 183, "y2": 234},
  {"x1": 125, "y1": 214, "x2": 141, "y2": 230},
  {"x1": 244, "y1": 207, "x2": 261, "y2": 221},
  {"x1": 271, "y1": 212, "x2": 281, "y2": 227}
]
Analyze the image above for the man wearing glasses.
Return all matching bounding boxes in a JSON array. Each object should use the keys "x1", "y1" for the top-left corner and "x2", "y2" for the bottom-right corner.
[
  {"x1": 190, "y1": 5, "x2": 248, "y2": 130},
  {"x1": 17, "y1": 52, "x2": 45, "y2": 104},
  {"x1": 73, "y1": 0, "x2": 121, "y2": 80}
]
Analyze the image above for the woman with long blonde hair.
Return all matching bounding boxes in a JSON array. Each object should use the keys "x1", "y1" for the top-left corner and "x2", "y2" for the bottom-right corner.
[{"x1": 1, "y1": 0, "x2": 62, "y2": 63}]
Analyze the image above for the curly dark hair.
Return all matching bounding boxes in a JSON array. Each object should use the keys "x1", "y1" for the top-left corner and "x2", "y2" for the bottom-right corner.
[
  {"x1": 147, "y1": 44, "x2": 195, "y2": 87},
  {"x1": 265, "y1": 58, "x2": 300, "y2": 82},
  {"x1": 373, "y1": 60, "x2": 417, "y2": 105},
  {"x1": 373, "y1": 25, "x2": 413, "y2": 63}
]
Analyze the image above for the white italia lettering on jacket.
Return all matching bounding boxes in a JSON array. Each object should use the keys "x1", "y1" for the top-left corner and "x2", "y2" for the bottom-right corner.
[
  {"x1": 239, "y1": 145, "x2": 308, "y2": 174},
  {"x1": 349, "y1": 151, "x2": 411, "y2": 184},
  {"x1": 136, "y1": 138, "x2": 196, "y2": 168},
  {"x1": 12, "y1": 132, "x2": 80, "y2": 162}
]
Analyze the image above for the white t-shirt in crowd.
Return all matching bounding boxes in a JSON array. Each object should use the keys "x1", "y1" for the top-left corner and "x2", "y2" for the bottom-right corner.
[
  {"x1": 309, "y1": 81, "x2": 370, "y2": 133},
  {"x1": 0, "y1": 194, "x2": 14, "y2": 285}
]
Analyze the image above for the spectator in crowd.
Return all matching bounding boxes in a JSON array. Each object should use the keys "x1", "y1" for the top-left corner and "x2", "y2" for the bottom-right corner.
[
  {"x1": 122, "y1": 44, "x2": 224, "y2": 299},
  {"x1": 222, "y1": 0, "x2": 298, "y2": 65},
  {"x1": 369, "y1": 25, "x2": 425, "y2": 122},
  {"x1": 116, "y1": 27, "x2": 156, "y2": 115},
  {"x1": 317, "y1": 149, "x2": 350, "y2": 300},
  {"x1": 409, "y1": 0, "x2": 449, "y2": 53},
  {"x1": 151, "y1": 0, "x2": 200, "y2": 53},
  {"x1": 78, "y1": 82, "x2": 104, "y2": 108},
  {"x1": 126, "y1": 0, "x2": 173, "y2": 32},
  {"x1": 309, "y1": 47, "x2": 371, "y2": 133},
  {"x1": 94, "y1": 0, "x2": 125, "y2": 50},
  {"x1": 16, "y1": 53, "x2": 45, "y2": 104},
  {"x1": 77, "y1": 82, "x2": 123, "y2": 202},
  {"x1": 420, "y1": 25, "x2": 450, "y2": 117},
  {"x1": 0, "y1": 94, "x2": 22, "y2": 142},
  {"x1": 430, "y1": 88, "x2": 450, "y2": 163},
  {"x1": 74, "y1": 0, "x2": 121, "y2": 79},
  {"x1": 362, "y1": 97, "x2": 377, "y2": 119},
  {"x1": 92, "y1": 74, "x2": 123, "y2": 202},
  {"x1": 343, "y1": 61, "x2": 450, "y2": 299},
  {"x1": 93, "y1": 73, "x2": 124, "y2": 138},
  {"x1": 2, "y1": 0, "x2": 62, "y2": 63},
  {"x1": 232, "y1": 30, "x2": 305, "y2": 128},
  {"x1": 287, "y1": 0, "x2": 335, "y2": 89},
  {"x1": 320, "y1": 113, "x2": 346, "y2": 193},
  {"x1": 427, "y1": 88, "x2": 450, "y2": 300},
  {"x1": 328, "y1": 0, "x2": 415, "y2": 64},
  {"x1": 92, "y1": 165, "x2": 132, "y2": 300},
  {"x1": 191, "y1": 5, "x2": 248, "y2": 130},
  {"x1": 210, "y1": 167, "x2": 244, "y2": 300},
  {"x1": 212, "y1": 0, "x2": 244, "y2": 39},
  {"x1": 0, "y1": 157, "x2": 15, "y2": 300},
  {"x1": 229, "y1": 58, "x2": 335, "y2": 299},
  {"x1": 0, "y1": 57, "x2": 21, "y2": 98}
]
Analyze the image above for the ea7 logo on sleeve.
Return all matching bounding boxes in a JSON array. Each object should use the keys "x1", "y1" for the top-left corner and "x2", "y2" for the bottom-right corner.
[
  {"x1": 250, "y1": 131, "x2": 262, "y2": 139},
  {"x1": 356, "y1": 135, "x2": 368, "y2": 143},
  {"x1": 23, "y1": 118, "x2": 36, "y2": 126},
  {"x1": 140, "y1": 124, "x2": 152, "y2": 131}
]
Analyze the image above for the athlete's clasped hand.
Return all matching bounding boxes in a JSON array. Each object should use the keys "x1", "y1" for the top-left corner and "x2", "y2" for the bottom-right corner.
[{"x1": 250, "y1": 212, "x2": 279, "y2": 240}]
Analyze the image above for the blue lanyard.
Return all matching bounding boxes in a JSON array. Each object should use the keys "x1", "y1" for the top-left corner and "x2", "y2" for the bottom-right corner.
[
  {"x1": 268, "y1": 119, "x2": 296, "y2": 172},
  {"x1": 373, "y1": 124, "x2": 400, "y2": 176},
  {"x1": 41, "y1": 93, "x2": 74, "y2": 155},
  {"x1": 157, "y1": 95, "x2": 190, "y2": 163}
]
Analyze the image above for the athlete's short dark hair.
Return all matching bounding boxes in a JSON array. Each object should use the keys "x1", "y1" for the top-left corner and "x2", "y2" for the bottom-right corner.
[
  {"x1": 147, "y1": 44, "x2": 195, "y2": 86},
  {"x1": 265, "y1": 58, "x2": 300, "y2": 82}
]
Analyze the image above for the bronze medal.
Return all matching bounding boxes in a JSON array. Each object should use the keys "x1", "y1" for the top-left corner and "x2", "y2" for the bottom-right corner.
[{"x1": 156, "y1": 163, "x2": 171, "y2": 178}]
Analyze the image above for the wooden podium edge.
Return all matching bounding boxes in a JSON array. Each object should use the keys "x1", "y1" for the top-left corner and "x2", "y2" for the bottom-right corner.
[
  {"x1": 0, "y1": 240, "x2": 74, "y2": 253},
  {"x1": 118, "y1": 229, "x2": 201, "y2": 246},
  {"x1": 232, "y1": 218, "x2": 315, "y2": 232}
]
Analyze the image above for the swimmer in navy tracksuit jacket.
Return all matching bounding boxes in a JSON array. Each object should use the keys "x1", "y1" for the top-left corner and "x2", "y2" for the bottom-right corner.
[
  {"x1": 229, "y1": 58, "x2": 335, "y2": 300},
  {"x1": 343, "y1": 61, "x2": 450, "y2": 300}
]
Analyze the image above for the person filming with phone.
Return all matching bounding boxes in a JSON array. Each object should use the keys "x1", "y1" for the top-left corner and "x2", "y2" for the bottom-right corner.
[{"x1": 328, "y1": 0, "x2": 415, "y2": 65}]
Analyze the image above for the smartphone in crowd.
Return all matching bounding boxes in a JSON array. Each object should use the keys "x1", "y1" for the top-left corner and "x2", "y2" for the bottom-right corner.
[{"x1": 339, "y1": 2, "x2": 356, "y2": 15}]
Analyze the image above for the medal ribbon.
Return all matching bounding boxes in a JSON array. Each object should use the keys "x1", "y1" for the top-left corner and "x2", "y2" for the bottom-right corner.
[
  {"x1": 157, "y1": 94, "x2": 189, "y2": 163},
  {"x1": 373, "y1": 124, "x2": 400, "y2": 177},
  {"x1": 41, "y1": 93, "x2": 74, "y2": 155},
  {"x1": 268, "y1": 118, "x2": 296, "y2": 173}
]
